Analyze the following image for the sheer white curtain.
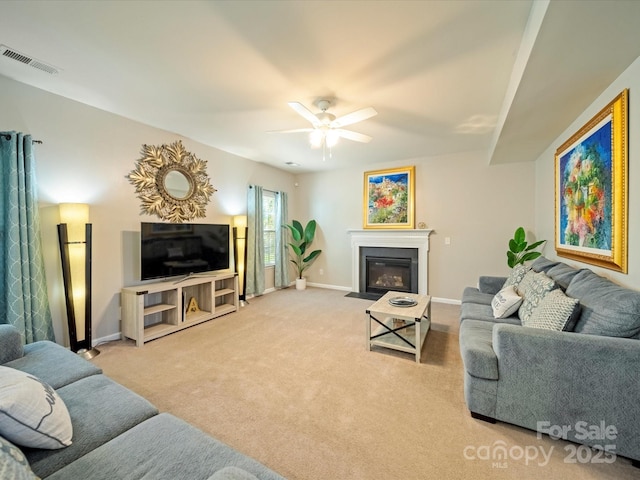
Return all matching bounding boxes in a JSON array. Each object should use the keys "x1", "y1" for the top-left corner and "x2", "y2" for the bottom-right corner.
[
  {"x1": 274, "y1": 191, "x2": 289, "y2": 288},
  {"x1": 246, "y1": 185, "x2": 265, "y2": 296}
]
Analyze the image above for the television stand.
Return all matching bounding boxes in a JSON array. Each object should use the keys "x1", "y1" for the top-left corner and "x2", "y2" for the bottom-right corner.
[{"x1": 121, "y1": 272, "x2": 238, "y2": 346}]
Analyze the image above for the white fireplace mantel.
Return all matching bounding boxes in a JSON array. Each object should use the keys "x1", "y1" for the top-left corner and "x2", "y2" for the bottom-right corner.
[{"x1": 347, "y1": 229, "x2": 433, "y2": 295}]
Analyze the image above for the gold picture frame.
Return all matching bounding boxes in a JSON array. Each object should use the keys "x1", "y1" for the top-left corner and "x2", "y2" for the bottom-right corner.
[
  {"x1": 555, "y1": 89, "x2": 628, "y2": 273},
  {"x1": 363, "y1": 166, "x2": 415, "y2": 229}
]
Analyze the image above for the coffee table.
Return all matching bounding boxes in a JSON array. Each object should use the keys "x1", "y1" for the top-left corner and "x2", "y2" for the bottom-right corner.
[{"x1": 365, "y1": 291, "x2": 431, "y2": 363}]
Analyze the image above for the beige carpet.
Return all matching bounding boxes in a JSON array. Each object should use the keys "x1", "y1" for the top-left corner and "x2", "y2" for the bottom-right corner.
[{"x1": 93, "y1": 287, "x2": 636, "y2": 480}]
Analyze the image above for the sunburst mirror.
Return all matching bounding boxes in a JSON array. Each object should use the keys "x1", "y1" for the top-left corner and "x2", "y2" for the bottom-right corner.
[{"x1": 127, "y1": 140, "x2": 216, "y2": 223}]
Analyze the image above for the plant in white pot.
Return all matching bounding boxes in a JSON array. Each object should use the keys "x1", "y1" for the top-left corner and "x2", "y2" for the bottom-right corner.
[{"x1": 284, "y1": 219, "x2": 322, "y2": 290}]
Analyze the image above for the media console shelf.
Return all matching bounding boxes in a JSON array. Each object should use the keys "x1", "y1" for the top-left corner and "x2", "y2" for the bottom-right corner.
[{"x1": 121, "y1": 272, "x2": 238, "y2": 346}]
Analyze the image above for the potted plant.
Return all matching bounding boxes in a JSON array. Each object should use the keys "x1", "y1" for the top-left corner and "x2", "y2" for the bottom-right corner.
[
  {"x1": 283, "y1": 219, "x2": 322, "y2": 290},
  {"x1": 507, "y1": 226, "x2": 546, "y2": 268}
]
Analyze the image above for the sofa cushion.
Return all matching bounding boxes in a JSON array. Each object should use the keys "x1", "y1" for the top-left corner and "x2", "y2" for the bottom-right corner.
[
  {"x1": 566, "y1": 269, "x2": 640, "y2": 338},
  {"x1": 525, "y1": 289, "x2": 580, "y2": 331},
  {"x1": 0, "y1": 325, "x2": 23, "y2": 365},
  {"x1": 460, "y1": 302, "x2": 520, "y2": 325},
  {"x1": 502, "y1": 264, "x2": 529, "y2": 289},
  {"x1": 491, "y1": 286, "x2": 523, "y2": 319},
  {"x1": 517, "y1": 271, "x2": 556, "y2": 324},
  {"x1": 530, "y1": 256, "x2": 560, "y2": 274},
  {"x1": 545, "y1": 262, "x2": 582, "y2": 291},
  {"x1": 0, "y1": 366, "x2": 72, "y2": 449},
  {"x1": 46, "y1": 413, "x2": 285, "y2": 480},
  {"x1": 461, "y1": 287, "x2": 494, "y2": 305},
  {"x1": 24, "y1": 374, "x2": 159, "y2": 478},
  {"x1": 459, "y1": 320, "x2": 498, "y2": 380},
  {"x1": 4, "y1": 341, "x2": 102, "y2": 389},
  {"x1": 0, "y1": 436, "x2": 38, "y2": 480}
]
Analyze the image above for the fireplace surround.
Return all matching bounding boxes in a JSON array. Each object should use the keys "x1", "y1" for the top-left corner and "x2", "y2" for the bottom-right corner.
[{"x1": 348, "y1": 229, "x2": 432, "y2": 295}]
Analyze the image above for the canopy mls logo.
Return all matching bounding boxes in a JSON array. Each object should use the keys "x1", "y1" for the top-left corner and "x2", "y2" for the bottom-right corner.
[
  {"x1": 536, "y1": 420, "x2": 618, "y2": 442},
  {"x1": 463, "y1": 420, "x2": 618, "y2": 468}
]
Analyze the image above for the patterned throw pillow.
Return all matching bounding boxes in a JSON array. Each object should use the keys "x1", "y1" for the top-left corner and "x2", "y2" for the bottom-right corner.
[
  {"x1": 502, "y1": 264, "x2": 530, "y2": 289},
  {"x1": 517, "y1": 271, "x2": 557, "y2": 324},
  {"x1": 526, "y1": 289, "x2": 581, "y2": 331},
  {"x1": 0, "y1": 436, "x2": 38, "y2": 480},
  {"x1": 0, "y1": 366, "x2": 73, "y2": 449},
  {"x1": 491, "y1": 286, "x2": 523, "y2": 319}
]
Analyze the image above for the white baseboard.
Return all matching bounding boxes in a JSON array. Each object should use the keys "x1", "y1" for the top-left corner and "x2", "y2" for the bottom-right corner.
[
  {"x1": 93, "y1": 332, "x2": 122, "y2": 347},
  {"x1": 431, "y1": 297, "x2": 462, "y2": 305}
]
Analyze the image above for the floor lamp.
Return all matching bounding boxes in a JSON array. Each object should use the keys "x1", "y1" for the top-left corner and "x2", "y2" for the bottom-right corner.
[
  {"x1": 233, "y1": 215, "x2": 248, "y2": 306},
  {"x1": 57, "y1": 203, "x2": 99, "y2": 359}
]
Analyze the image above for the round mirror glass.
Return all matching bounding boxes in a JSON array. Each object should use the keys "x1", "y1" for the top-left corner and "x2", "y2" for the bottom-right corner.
[{"x1": 164, "y1": 170, "x2": 191, "y2": 200}]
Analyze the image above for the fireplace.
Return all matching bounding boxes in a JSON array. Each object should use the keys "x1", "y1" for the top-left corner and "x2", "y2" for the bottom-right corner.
[
  {"x1": 360, "y1": 247, "x2": 418, "y2": 296},
  {"x1": 348, "y1": 229, "x2": 432, "y2": 296}
]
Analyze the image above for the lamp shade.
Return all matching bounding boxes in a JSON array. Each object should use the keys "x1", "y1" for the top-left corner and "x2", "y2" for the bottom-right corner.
[
  {"x1": 59, "y1": 203, "x2": 89, "y2": 242},
  {"x1": 233, "y1": 215, "x2": 247, "y2": 229}
]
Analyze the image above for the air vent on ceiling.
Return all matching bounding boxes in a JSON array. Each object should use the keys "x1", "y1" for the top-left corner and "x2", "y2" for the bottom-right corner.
[{"x1": 0, "y1": 44, "x2": 60, "y2": 75}]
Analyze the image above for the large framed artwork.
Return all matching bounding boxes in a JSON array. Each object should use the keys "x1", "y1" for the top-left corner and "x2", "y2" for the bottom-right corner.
[
  {"x1": 363, "y1": 166, "x2": 415, "y2": 229},
  {"x1": 555, "y1": 89, "x2": 628, "y2": 273}
]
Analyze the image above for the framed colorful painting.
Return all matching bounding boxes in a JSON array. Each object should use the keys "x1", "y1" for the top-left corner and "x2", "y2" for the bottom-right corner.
[
  {"x1": 363, "y1": 166, "x2": 415, "y2": 229},
  {"x1": 555, "y1": 89, "x2": 628, "y2": 273}
]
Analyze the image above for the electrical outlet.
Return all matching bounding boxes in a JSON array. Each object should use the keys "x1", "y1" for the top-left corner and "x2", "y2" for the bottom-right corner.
[
  {"x1": 319, "y1": 268, "x2": 324, "y2": 275},
  {"x1": 445, "y1": 237, "x2": 451, "y2": 245}
]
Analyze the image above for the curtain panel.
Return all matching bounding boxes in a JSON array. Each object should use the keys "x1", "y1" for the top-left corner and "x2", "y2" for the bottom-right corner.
[
  {"x1": 246, "y1": 185, "x2": 265, "y2": 296},
  {"x1": 0, "y1": 132, "x2": 54, "y2": 343},
  {"x1": 274, "y1": 191, "x2": 289, "y2": 288}
]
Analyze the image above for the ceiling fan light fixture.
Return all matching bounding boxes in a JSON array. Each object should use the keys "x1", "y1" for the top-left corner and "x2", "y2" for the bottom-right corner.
[
  {"x1": 326, "y1": 130, "x2": 339, "y2": 148},
  {"x1": 309, "y1": 129, "x2": 324, "y2": 148}
]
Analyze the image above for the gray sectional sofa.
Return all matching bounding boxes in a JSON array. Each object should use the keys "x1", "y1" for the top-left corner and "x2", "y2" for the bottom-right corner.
[
  {"x1": 459, "y1": 257, "x2": 640, "y2": 467},
  {"x1": 0, "y1": 324, "x2": 285, "y2": 480}
]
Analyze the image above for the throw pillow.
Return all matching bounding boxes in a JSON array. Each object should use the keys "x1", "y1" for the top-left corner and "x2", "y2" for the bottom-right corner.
[
  {"x1": 0, "y1": 436, "x2": 38, "y2": 480},
  {"x1": 0, "y1": 366, "x2": 73, "y2": 449},
  {"x1": 502, "y1": 264, "x2": 530, "y2": 289},
  {"x1": 526, "y1": 289, "x2": 581, "y2": 331},
  {"x1": 491, "y1": 286, "x2": 523, "y2": 319},
  {"x1": 517, "y1": 271, "x2": 557, "y2": 324}
]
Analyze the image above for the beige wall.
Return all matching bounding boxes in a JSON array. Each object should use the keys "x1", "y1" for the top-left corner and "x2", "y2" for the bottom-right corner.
[
  {"x1": 296, "y1": 152, "x2": 537, "y2": 301},
  {"x1": 535, "y1": 54, "x2": 640, "y2": 290},
  {"x1": 2, "y1": 72, "x2": 540, "y2": 347},
  {"x1": 0, "y1": 75, "x2": 296, "y2": 345}
]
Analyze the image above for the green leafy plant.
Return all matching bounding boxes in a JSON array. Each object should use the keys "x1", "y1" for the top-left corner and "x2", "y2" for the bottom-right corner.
[
  {"x1": 283, "y1": 219, "x2": 322, "y2": 279},
  {"x1": 507, "y1": 227, "x2": 546, "y2": 268}
]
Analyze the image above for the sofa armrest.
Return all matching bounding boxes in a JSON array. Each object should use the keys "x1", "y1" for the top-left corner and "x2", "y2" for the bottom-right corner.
[
  {"x1": 0, "y1": 324, "x2": 24, "y2": 364},
  {"x1": 478, "y1": 276, "x2": 506, "y2": 295},
  {"x1": 492, "y1": 324, "x2": 640, "y2": 460}
]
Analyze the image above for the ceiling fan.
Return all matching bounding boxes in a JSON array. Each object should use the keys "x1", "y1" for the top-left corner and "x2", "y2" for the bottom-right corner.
[{"x1": 272, "y1": 99, "x2": 378, "y2": 150}]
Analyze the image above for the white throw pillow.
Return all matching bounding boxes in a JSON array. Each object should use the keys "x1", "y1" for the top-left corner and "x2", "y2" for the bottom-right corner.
[
  {"x1": 491, "y1": 285, "x2": 523, "y2": 319},
  {"x1": 0, "y1": 366, "x2": 73, "y2": 449}
]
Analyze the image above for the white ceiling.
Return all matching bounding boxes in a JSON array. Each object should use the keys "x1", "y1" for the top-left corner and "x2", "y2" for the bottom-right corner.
[{"x1": 1, "y1": 1, "x2": 640, "y2": 173}]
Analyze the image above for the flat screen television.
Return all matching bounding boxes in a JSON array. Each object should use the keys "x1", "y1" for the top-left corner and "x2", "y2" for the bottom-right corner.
[{"x1": 140, "y1": 222, "x2": 230, "y2": 281}]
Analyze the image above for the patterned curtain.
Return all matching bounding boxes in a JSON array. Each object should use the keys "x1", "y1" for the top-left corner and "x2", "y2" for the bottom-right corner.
[
  {"x1": 246, "y1": 185, "x2": 265, "y2": 296},
  {"x1": 0, "y1": 132, "x2": 54, "y2": 343},
  {"x1": 274, "y1": 191, "x2": 289, "y2": 288}
]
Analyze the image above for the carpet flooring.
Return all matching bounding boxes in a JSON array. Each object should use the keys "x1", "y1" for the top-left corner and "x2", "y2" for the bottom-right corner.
[{"x1": 92, "y1": 287, "x2": 637, "y2": 479}]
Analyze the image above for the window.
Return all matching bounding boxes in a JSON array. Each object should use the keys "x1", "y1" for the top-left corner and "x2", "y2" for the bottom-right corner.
[{"x1": 263, "y1": 191, "x2": 276, "y2": 266}]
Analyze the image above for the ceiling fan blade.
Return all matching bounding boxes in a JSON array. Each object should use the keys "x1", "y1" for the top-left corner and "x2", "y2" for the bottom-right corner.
[
  {"x1": 288, "y1": 102, "x2": 321, "y2": 127},
  {"x1": 334, "y1": 129, "x2": 372, "y2": 143},
  {"x1": 331, "y1": 107, "x2": 378, "y2": 128},
  {"x1": 267, "y1": 128, "x2": 314, "y2": 134}
]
